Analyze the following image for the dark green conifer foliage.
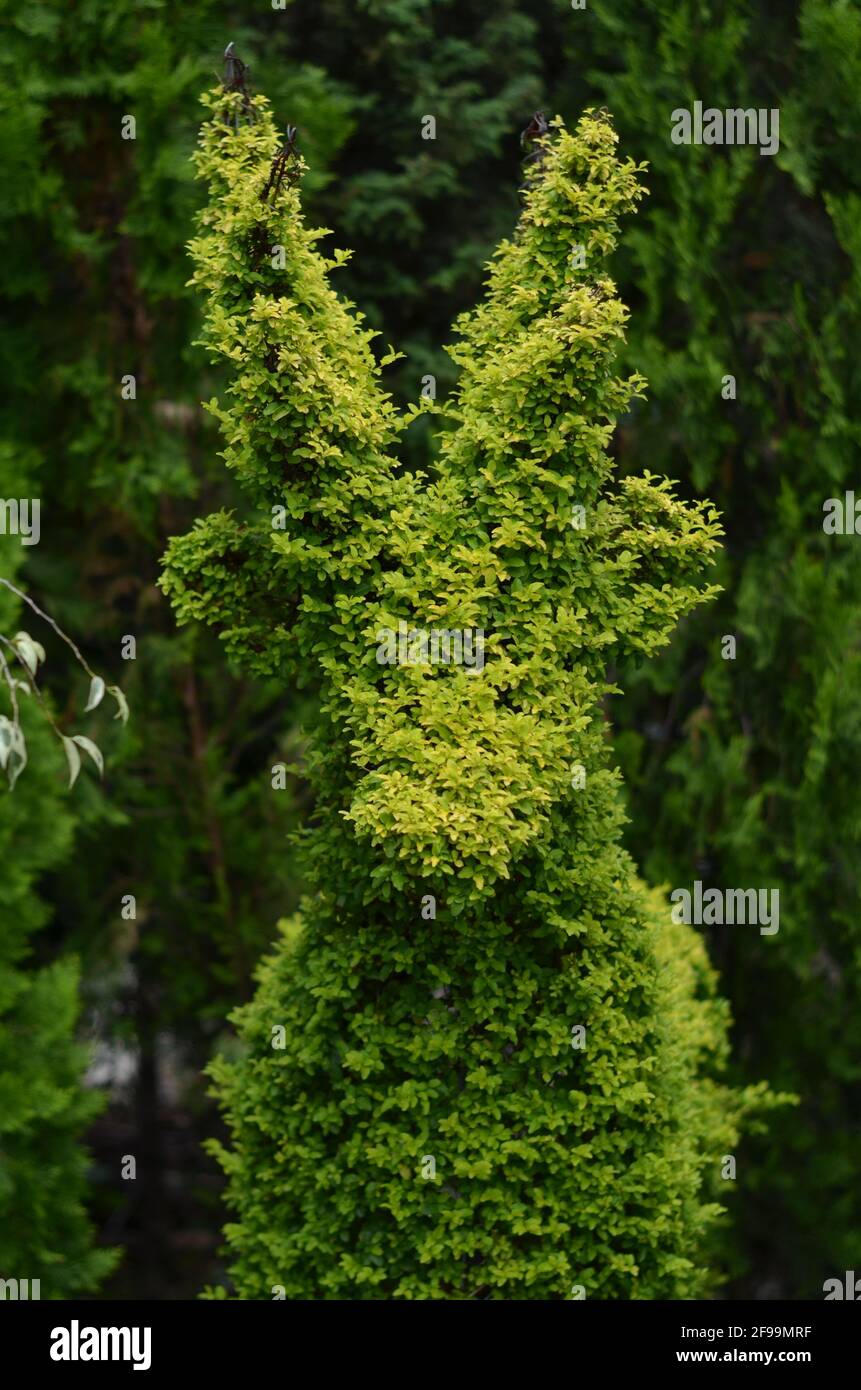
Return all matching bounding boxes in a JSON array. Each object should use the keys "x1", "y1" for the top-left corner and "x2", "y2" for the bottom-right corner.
[
  {"x1": 163, "y1": 82, "x2": 769, "y2": 1298},
  {"x1": 559, "y1": 0, "x2": 861, "y2": 1296},
  {"x1": 0, "y1": 462, "x2": 115, "y2": 1296},
  {"x1": 0, "y1": 3, "x2": 327, "y2": 1291}
]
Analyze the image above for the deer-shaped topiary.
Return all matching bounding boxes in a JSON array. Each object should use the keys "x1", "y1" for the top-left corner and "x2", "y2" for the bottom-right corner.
[{"x1": 162, "y1": 63, "x2": 770, "y2": 1299}]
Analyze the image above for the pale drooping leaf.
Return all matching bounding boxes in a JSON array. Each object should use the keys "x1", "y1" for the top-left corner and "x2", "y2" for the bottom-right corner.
[
  {"x1": 72, "y1": 734, "x2": 104, "y2": 777},
  {"x1": 11, "y1": 631, "x2": 39, "y2": 678},
  {"x1": 108, "y1": 685, "x2": 130, "y2": 724},
  {"x1": 0, "y1": 715, "x2": 14, "y2": 770},
  {"x1": 84, "y1": 675, "x2": 105, "y2": 712},
  {"x1": 61, "y1": 735, "x2": 82, "y2": 788},
  {"x1": 6, "y1": 722, "x2": 27, "y2": 789}
]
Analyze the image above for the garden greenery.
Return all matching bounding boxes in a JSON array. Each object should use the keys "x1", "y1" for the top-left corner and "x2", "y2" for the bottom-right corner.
[
  {"x1": 161, "y1": 78, "x2": 772, "y2": 1298},
  {"x1": 0, "y1": 451, "x2": 116, "y2": 1295}
]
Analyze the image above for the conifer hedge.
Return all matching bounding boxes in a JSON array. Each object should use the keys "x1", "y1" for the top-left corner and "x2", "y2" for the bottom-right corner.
[{"x1": 162, "y1": 80, "x2": 769, "y2": 1298}]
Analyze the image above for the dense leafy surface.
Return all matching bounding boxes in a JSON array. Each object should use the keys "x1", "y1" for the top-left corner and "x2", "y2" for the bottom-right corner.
[{"x1": 162, "y1": 88, "x2": 767, "y2": 1298}]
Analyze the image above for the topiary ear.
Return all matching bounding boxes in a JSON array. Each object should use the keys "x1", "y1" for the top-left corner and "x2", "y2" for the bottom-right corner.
[
  {"x1": 439, "y1": 109, "x2": 649, "y2": 462},
  {"x1": 187, "y1": 82, "x2": 409, "y2": 508},
  {"x1": 434, "y1": 108, "x2": 721, "y2": 659},
  {"x1": 161, "y1": 83, "x2": 413, "y2": 667}
]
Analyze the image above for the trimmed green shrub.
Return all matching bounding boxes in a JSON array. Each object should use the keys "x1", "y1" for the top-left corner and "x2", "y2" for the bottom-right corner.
[{"x1": 162, "y1": 80, "x2": 768, "y2": 1298}]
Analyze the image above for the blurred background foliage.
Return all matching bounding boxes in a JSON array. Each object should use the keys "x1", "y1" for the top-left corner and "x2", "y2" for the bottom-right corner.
[{"x1": 0, "y1": 0, "x2": 858, "y2": 1297}]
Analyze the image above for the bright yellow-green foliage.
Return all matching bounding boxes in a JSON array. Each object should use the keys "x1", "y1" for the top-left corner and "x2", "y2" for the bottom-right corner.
[{"x1": 163, "y1": 84, "x2": 764, "y2": 1298}]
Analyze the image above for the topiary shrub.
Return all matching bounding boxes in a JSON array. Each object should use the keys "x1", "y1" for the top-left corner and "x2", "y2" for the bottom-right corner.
[{"x1": 162, "y1": 74, "x2": 769, "y2": 1299}]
